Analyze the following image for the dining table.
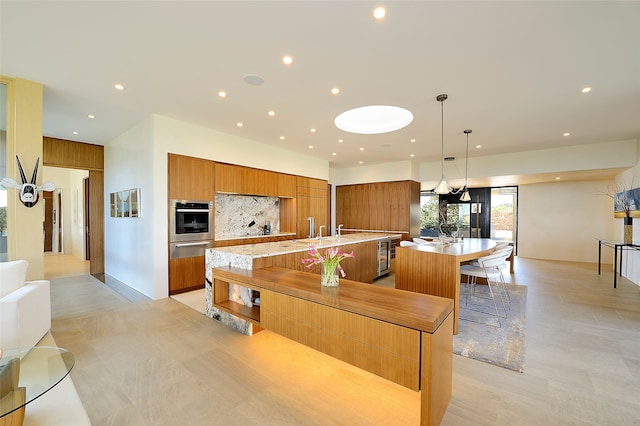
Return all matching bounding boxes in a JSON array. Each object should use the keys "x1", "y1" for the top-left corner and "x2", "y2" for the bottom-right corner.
[{"x1": 395, "y1": 238, "x2": 496, "y2": 334}]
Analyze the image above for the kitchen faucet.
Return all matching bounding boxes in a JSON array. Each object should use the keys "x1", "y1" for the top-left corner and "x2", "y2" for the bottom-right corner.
[
  {"x1": 307, "y1": 217, "x2": 315, "y2": 239},
  {"x1": 318, "y1": 225, "x2": 325, "y2": 245},
  {"x1": 337, "y1": 224, "x2": 343, "y2": 242}
]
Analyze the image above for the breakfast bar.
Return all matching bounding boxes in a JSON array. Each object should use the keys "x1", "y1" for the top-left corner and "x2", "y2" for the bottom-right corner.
[
  {"x1": 211, "y1": 266, "x2": 454, "y2": 426},
  {"x1": 395, "y1": 238, "x2": 496, "y2": 334}
]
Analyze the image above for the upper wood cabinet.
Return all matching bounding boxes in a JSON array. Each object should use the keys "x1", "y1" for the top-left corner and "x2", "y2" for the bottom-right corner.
[
  {"x1": 277, "y1": 173, "x2": 296, "y2": 198},
  {"x1": 168, "y1": 153, "x2": 215, "y2": 200},
  {"x1": 215, "y1": 163, "x2": 244, "y2": 194},
  {"x1": 215, "y1": 163, "x2": 297, "y2": 198},
  {"x1": 296, "y1": 176, "x2": 329, "y2": 239}
]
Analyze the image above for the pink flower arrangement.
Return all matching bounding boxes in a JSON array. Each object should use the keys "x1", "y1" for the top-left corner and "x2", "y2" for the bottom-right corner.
[{"x1": 301, "y1": 245, "x2": 355, "y2": 278}]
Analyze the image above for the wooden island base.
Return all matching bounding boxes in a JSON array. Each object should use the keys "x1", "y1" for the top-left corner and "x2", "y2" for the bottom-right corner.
[{"x1": 212, "y1": 266, "x2": 454, "y2": 426}]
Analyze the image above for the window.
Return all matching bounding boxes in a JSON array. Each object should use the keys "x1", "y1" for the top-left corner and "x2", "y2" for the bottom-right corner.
[
  {"x1": 1, "y1": 82, "x2": 7, "y2": 261},
  {"x1": 490, "y1": 186, "x2": 517, "y2": 242}
]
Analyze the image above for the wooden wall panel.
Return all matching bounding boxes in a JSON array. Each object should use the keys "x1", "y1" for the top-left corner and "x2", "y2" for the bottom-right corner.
[
  {"x1": 43, "y1": 137, "x2": 104, "y2": 171},
  {"x1": 88, "y1": 170, "x2": 104, "y2": 274}
]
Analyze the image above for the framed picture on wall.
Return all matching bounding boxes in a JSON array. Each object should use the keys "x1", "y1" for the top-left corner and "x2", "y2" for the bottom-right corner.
[{"x1": 110, "y1": 188, "x2": 141, "y2": 218}]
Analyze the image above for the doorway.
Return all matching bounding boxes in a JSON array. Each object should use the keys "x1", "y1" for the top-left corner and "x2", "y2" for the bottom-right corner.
[{"x1": 42, "y1": 166, "x2": 90, "y2": 279}]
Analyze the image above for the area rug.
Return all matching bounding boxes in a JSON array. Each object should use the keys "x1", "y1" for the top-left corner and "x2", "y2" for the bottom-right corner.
[{"x1": 454, "y1": 283, "x2": 527, "y2": 373}]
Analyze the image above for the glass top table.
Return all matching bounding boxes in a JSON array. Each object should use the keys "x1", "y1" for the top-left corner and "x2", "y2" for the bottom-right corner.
[{"x1": 0, "y1": 346, "x2": 75, "y2": 419}]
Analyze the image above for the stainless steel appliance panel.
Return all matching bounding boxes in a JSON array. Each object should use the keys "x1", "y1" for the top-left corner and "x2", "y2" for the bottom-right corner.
[
  {"x1": 170, "y1": 240, "x2": 213, "y2": 259},
  {"x1": 169, "y1": 199, "x2": 214, "y2": 242},
  {"x1": 377, "y1": 238, "x2": 390, "y2": 277}
]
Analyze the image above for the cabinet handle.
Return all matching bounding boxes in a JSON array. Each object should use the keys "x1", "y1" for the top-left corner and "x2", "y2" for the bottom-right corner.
[{"x1": 175, "y1": 242, "x2": 210, "y2": 247}]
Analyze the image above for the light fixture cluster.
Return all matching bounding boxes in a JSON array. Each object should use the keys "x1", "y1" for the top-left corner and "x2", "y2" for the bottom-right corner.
[{"x1": 432, "y1": 94, "x2": 473, "y2": 201}]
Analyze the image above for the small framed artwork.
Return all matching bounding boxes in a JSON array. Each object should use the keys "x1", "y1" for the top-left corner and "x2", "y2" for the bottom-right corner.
[
  {"x1": 471, "y1": 203, "x2": 482, "y2": 214},
  {"x1": 110, "y1": 188, "x2": 141, "y2": 218}
]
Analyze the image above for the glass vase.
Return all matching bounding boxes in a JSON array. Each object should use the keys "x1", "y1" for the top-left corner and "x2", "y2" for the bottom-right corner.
[{"x1": 321, "y1": 263, "x2": 340, "y2": 287}]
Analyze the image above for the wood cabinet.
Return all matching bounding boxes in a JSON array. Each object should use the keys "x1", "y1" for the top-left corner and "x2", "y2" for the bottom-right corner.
[
  {"x1": 277, "y1": 173, "x2": 296, "y2": 198},
  {"x1": 252, "y1": 240, "x2": 378, "y2": 283},
  {"x1": 168, "y1": 153, "x2": 215, "y2": 200},
  {"x1": 296, "y1": 176, "x2": 328, "y2": 239},
  {"x1": 169, "y1": 256, "x2": 205, "y2": 294},
  {"x1": 336, "y1": 180, "x2": 420, "y2": 237},
  {"x1": 215, "y1": 163, "x2": 243, "y2": 194}
]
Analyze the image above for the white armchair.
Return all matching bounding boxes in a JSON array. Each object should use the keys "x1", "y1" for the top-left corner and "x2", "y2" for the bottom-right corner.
[{"x1": 0, "y1": 260, "x2": 51, "y2": 349}]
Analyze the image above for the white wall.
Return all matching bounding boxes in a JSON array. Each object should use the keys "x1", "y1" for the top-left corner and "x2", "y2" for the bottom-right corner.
[
  {"x1": 105, "y1": 117, "x2": 158, "y2": 298},
  {"x1": 104, "y1": 115, "x2": 330, "y2": 300},
  {"x1": 518, "y1": 180, "x2": 618, "y2": 264}
]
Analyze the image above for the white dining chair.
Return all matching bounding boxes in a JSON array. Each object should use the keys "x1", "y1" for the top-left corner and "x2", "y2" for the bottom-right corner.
[{"x1": 460, "y1": 248, "x2": 513, "y2": 327}]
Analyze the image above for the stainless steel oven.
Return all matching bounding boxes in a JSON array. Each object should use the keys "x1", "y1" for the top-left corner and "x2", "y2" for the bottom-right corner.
[
  {"x1": 377, "y1": 238, "x2": 390, "y2": 277},
  {"x1": 169, "y1": 199, "x2": 214, "y2": 242}
]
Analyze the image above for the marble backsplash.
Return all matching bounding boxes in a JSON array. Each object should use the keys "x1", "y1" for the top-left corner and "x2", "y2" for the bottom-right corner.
[{"x1": 215, "y1": 194, "x2": 280, "y2": 239}]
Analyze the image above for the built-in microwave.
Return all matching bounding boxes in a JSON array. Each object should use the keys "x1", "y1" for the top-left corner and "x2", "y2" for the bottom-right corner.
[{"x1": 169, "y1": 199, "x2": 214, "y2": 242}]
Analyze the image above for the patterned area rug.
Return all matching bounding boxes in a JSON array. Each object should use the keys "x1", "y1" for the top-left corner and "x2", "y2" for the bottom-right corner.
[{"x1": 454, "y1": 283, "x2": 527, "y2": 373}]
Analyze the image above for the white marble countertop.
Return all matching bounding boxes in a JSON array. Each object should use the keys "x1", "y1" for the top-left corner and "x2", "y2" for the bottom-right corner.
[
  {"x1": 215, "y1": 232, "x2": 297, "y2": 242},
  {"x1": 207, "y1": 232, "x2": 400, "y2": 258}
]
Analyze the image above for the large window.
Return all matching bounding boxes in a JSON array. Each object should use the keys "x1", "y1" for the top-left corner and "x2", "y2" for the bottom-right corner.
[
  {"x1": 490, "y1": 186, "x2": 517, "y2": 242},
  {"x1": 420, "y1": 186, "x2": 518, "y2": 243}
]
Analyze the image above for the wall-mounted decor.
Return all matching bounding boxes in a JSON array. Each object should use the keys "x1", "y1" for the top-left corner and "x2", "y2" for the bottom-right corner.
[
  {"x1": 0, "y1": 156, "x2": 55, "y2": 208},
  {"x1": 110, "y1": 188, "x2": 140, "y2": 218}
]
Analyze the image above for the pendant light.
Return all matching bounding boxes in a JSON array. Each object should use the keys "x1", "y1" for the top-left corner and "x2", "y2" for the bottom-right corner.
[
  {"x1": 434, "y1": 94, "x2": 452, "y2": 194},
  {"x1": 460, "y1": 129, "x2": 472, "y2": 201}
]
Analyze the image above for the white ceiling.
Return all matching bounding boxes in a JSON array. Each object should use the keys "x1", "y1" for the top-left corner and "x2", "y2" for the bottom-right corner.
[{"x1": 2, "y1": 1, "x2": 639, "y2": 177}]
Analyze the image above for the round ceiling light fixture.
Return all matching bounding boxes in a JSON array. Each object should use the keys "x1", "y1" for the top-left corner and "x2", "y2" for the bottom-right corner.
[{"x1": 334, "y1": 105, "x2": 413, "y2": 134}]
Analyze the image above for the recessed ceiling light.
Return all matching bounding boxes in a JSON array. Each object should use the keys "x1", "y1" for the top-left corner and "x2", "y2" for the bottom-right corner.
[
  {"x1": 556, "y1": 177, "x2": 561, "y2": 180},
  {"x1": 268, "y1": 111, "x2": 275, "y2": 117},
  {"x1": 332, "y1": 152, "x2": 337, "y2": 156},
  {"x1": 310, "y1": 128, "x2": 316, "y2": 133},
  {"x1": 279, "y1": 136, "x2": 285, "y2": 140},
  {"x1": 359, "y1": 161, "x2": 364, "y2": 164},
  {"x1": 410, "y1": 154, "x2": 415, "y2": 157},
  {"x1": 373, "y1": 7, "x2": 386, "y2": 19},
  {"x1": 308, "y1": 145, "x2": 313, "y2": 149},
  {"x1": 581, "y1": 87, "x2": 592, "y2": 93},
  {"x1": 476, "y1": 145, "x2": 482, "y2": 148},
  {"x1": 72, "y1": 131, "x2": 78, "y2": 135},
  {"x1": 237, "y1": 122, "x2": 243, "y2": 127},
  {"x1": 359, "y1": 147, "x2": 364, "y2": 151},
  {"x1": 563, "y1": 132, "x2": 571, "y2": 136},
  {"x1": 88, "y1": 114, "x2": 95, "y2": 119},
  {"x1": 331, "y1": 87, "x2": 340, "y2": 95},
  {"x1": 410, "y1": 139, "x2": 416, "y2": 143},
  {"x1": 282, "y1": 55, "x2": 293, "y2": 65},
  {"x1": 338, "y1": 139, "x2": 343, "y2": 143},
  {"x1": 114, "y1": 84, "x2": 124, "y2": 91},
  {"x1": 218, "y1": 91, "x2": 227, "y2": 98},
  {"x1": 335, "y1": 105, "x2": 413, "y2": 134}
]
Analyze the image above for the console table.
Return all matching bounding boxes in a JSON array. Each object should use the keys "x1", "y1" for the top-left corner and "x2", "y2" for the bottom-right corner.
[
  {"x1": 597, "y1": 239, "x2": 640, "y2": 288},
  {"x1": 0, "y1": 346, "x2": 75, "y2": 426},
  {"x1": 211, "y1": 266, "x2": 454, "y2": 426}
]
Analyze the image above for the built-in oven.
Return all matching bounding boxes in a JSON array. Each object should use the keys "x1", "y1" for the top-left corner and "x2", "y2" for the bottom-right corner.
[
  {"x1": 169, "y1": 199, "x2": 214, "y2": 243},
  {"x1": 377, "y1": 237, "x2": 390, "y2": 277}
]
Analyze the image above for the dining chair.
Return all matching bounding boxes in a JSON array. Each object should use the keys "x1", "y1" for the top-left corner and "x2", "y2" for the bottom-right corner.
[
  {"x1": 399, "y1": 240, "x2": 417, "y2": 247},
  {"x1": 460, "y1": 248, "x2": 513, "y2": 327}
]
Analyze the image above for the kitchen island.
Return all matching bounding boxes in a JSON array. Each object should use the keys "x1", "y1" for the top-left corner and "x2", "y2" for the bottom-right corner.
[
  {"x1": 395, "y1": 238, "x2": 496, "y2": 334},
  {"x1": 205, "y1": 232, "x2": 399, "y2": 334},
  {"x1": 211, "y1": 265, "x2": 453, "y2": 426}
]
